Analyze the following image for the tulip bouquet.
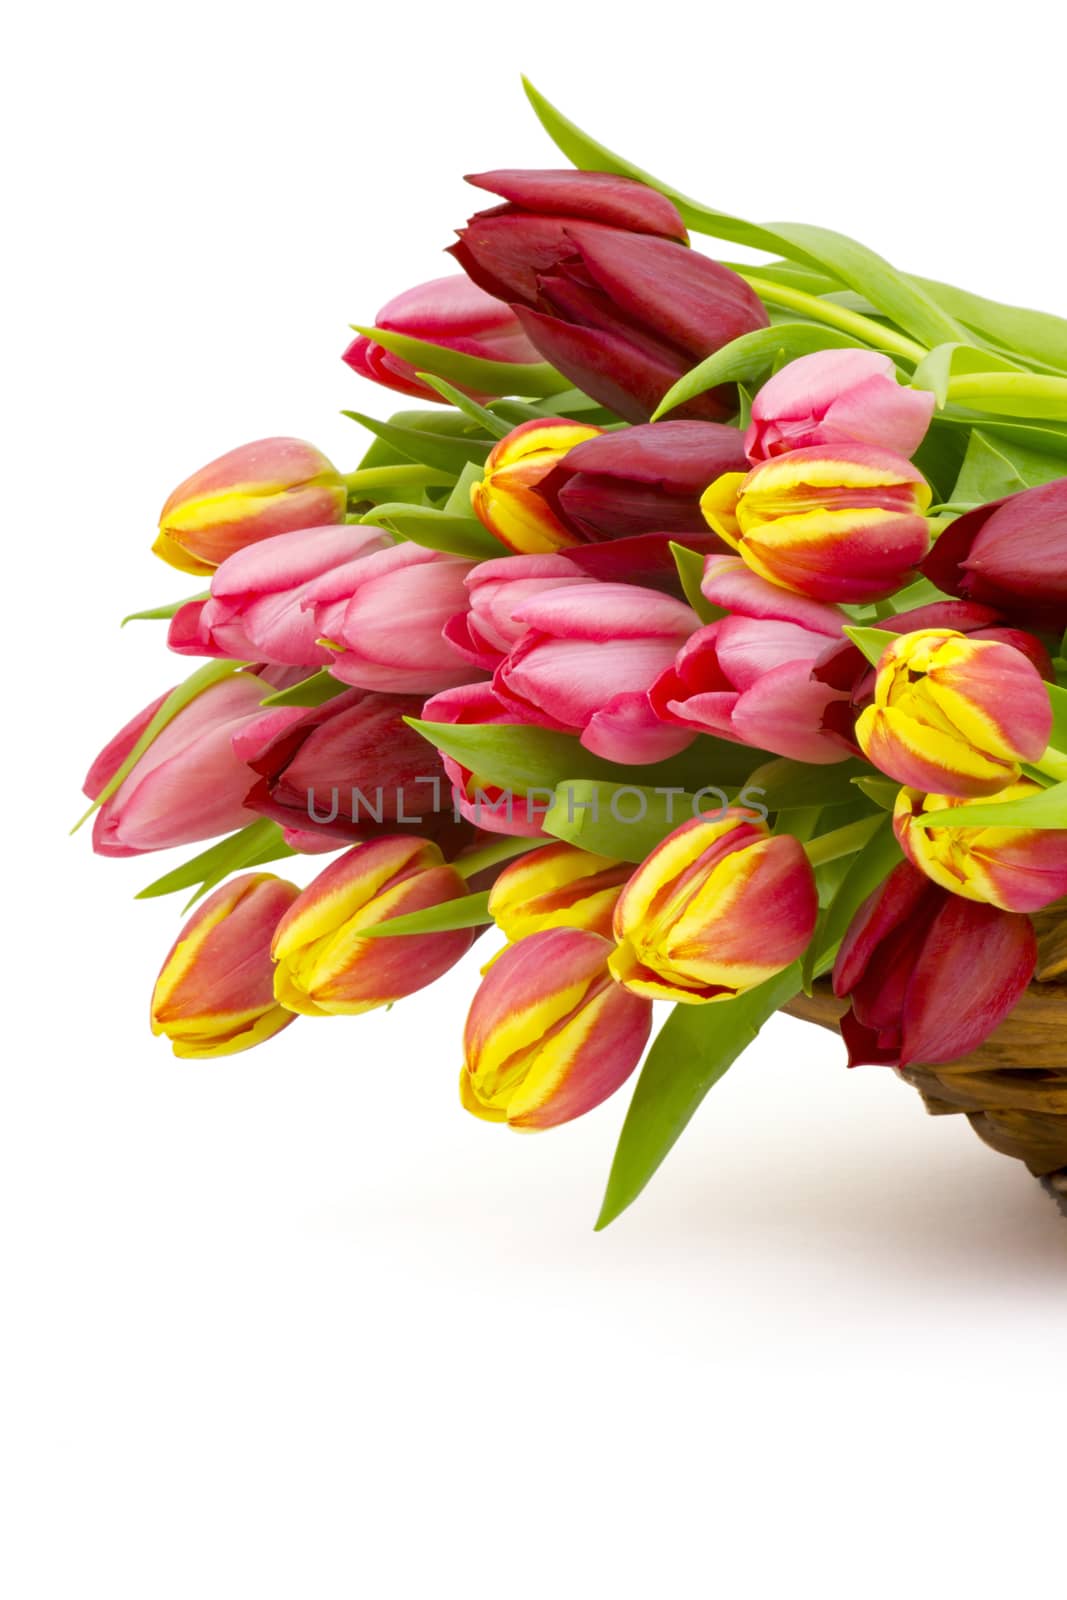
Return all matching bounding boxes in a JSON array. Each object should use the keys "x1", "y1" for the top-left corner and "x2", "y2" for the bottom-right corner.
[{"x1": 78, "y1": 82, "x2": 1067, "y2": 1223}]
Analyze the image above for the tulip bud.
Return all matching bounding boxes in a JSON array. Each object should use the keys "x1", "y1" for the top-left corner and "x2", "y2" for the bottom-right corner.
[
  {"x1": 488, "y1": 843, "x2": 632, "y2": 941},
  {"x1": 155, "y1": 437, "x2": 347, "y2": 576},
  {"x1": 451, "y1": 169, "x2": 768, "y2": 423},
  {"x1": 271, "y1": 837, "x2": 475, "y2": 1016},
  {"x1": 700, "y1": 445, "x2": 932, "y2": 603},
  {"x1": 893, "y1": 782, "x2": 1067, "y2": 913},
  {"x1": 443, "y1": 554, "x2": 590, "y2": 670},
  {"x1": 831, "y1": 859, "x2": 1036, "y2": 1067},
  {"x1": 168, "y1": 524, "x2": 392, "y2": 664},
  {"x1": 470, "y1": 419, "x2": 603, "y2": 553},
  {"x1": 343, "y1": 274, "x2": 542, "y2": 402},
  {"x1": 150, "y1": 873, "x2": 300, "y2": 1057},
  {"x1": 460, "y1": 927, "x2": 652, "y2": 1129},
  {"x1": 307, "y1": 541, "x2": 478, "y2": 693},
  {"x1": 921, "y1": 479, "x2": 1067, "y2": 633},
  {"x1": 855, "y1": 629, "x2": 1053, "y2": 798},
  {"x1": 745, "y1": 350, "x2": 935, "y2": 463},
  {"x1": 608, "y1": 812, "x2": 818, "y2": 1003},
  {"x1": 420, "y1": 680, "x2": 550, "y2": 838}
]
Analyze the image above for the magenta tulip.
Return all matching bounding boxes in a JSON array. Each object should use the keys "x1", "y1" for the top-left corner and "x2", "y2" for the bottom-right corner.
[
  {"x1": 305, "y1": 542, "x2": 479, "y2": 692},
  {"x1": 85, "y1": 674, "x2": 301, "y2": 857},
  {"x1": 168, "y1": 524, "x2": 393, "y2": 665},
  {"x1": 649, "y1": 556, "x2": 850, "y2": 764},
  {"x1": 921, "y1": 479, "x2": 1067, "y2": 632},
  {"x1": 832, "y1": 860, "x2": 1036, "y2": 1068},
  {"x1": 343, "y1": 274, "x2": 543, "y2": 403},
  {"x1": 450, "y1": 169, "x2": 768, "y2": 423},
  {"x1": 745, "y1": 350, "x2": 935, "y2": 463},
  {"x1": 493, "y1": 582, "x2": 699, "y2": 763}
]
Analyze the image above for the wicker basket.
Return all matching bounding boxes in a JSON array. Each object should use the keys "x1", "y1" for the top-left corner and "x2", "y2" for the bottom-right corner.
[{"x1": 784, "y1": 909, "x2": 1067, "y2": 1214}]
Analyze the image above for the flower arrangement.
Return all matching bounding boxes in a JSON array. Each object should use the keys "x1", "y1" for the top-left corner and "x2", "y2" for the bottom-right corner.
[{"x1": 78, "y1": 82, "x2": 1067, "y2": 1223}]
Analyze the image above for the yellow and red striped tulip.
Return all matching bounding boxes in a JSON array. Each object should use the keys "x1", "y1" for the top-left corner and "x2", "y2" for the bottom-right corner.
[
  {"x1": 470, "y1": 418, "x2": 603, "y2": 554},
  {"x1": 608, "y1": 811, "x2": 818, "y2": 1003},
  {"x1": 893, "y1": 782, "x2": 1067, "y2": 913},
  {"x1": 487, "y1": 843, "x2": 632, "y2": 941},
  {"x1": 150, "y1": 872, "x2": 300, "y2": 1057},
  {"x1": 460, "y1": 927, "x2": 651, "y2": 1129},
  {"x1": 855, "y1": 629, "x2": 1053, "y2": 798},
  {"x1": 700, "y1": 444, "x2": 931, "y2": 603},
  {"x1": 271, "y1": 836, "x2": 474, "y2": 1017},
  {"x1": 154, "y1": 437, "x2": 347, "y2": 575}
]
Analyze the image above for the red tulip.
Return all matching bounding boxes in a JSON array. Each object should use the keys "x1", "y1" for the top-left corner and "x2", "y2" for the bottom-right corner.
[{"x1": 921, "y1": 479, "x2": 1067, "y2": 632}]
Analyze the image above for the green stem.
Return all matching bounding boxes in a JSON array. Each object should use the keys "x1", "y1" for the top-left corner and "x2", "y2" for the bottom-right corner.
[
  {"x1": 803, "y1": 814, "x2": 885, "y2": 868},
  {"x1": 342, "y1": 465, "x2": 456, "y2": 493},
  {"x1": 737, "y1": 272, "x2": 927, "y2": 365},
  {"x1": 1035, "y1": 745, "x2": 1067, "y2": 783},
  {"x1": 946, "y1": 372, "x2": 1067, "y2": 413}
]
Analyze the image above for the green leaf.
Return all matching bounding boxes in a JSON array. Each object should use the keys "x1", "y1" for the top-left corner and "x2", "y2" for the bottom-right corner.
[
  {"x1": 350, "y1": 324, "x2": 568, "y2": 398},
  {"x1": 415, "y1": 374, "x2": 512, "y2": 438},
  {"x1": 409, "y1": 719, "x2": 768, "y2": 799},
  {"x1": 744, "y1": 756, "x2": 874, "y2": 812},
  {"x1": 444, "y1": 459, "x2": 486, "y2": 518},
  {"x1": 916, "y1": 783, "x2": 1067, "y2": 830},
  {"x1": 121, "y1": 591, "x2": 208, "y2": 626},
  {"x1": 71, "y1": 660, "x2": 244, "y2": 835},
  {"x1": 595, "y1": 965, "x2": 802, "y2": 1229},
  {"x1": 653, "y1": 324, "x2": 869, "y2": 420},
  {"x1": 946, "y1": 371, "x2": 1067, "y2": 420},
  {"x1": 843, "y1": 626, "x2": 898, "y2": 667},
  {"x1": 670, "y1": 541, "x2": 720, "y2": 623},
  {"x1": 802, "y1": 816, "x2": 901, "y2": 988},
  {"x1": 910, "y1": 276, "x2": 1067, "y2": 376},
  {"x1": 342, "y1": 410, "x2": 484, "y2": 477},
  {"x1": 935, "y1": 413, "x2": 1067, "y2": 461},
  {"x1": 355, "y1": 891, "x2": 493, "y2": 939},
  {"x1": 1051, "y1": 683, "x2": 1067, "y2": 752},
  {"x1": 911, "y1": 343, "x2": 1024, "y2": 409},
  {"x1": 950, "y1": 428, "x2": 1067, "y2": 502},
  {"x1": 135, "y1": 820, "x2": 296, "y2": 905},
  {"x1": 543, "y1": 781, "x2": 698, "y2": 862},
  {"x1": 258, "y1": 671, "x2": 348, "y2": 709},
  {"x1": 362, "y1": 503, "x2": 499, "y2": 559},
  {"x1": 852, "y1": 776, "x2": 901, "y2": 811}
]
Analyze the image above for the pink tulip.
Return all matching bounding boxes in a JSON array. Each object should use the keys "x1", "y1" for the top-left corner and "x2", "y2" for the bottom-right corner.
[
  {"x1": 421, "y1": 680, "x2": 550, "y2": 838},
  {"x1": 745, "y1": 350, "x2": 935, "y2": 463},
  {"x1": 442, "y1": 553, "x2": 591, "y2": 671},
  {"x1": 168, "y1": 524, "x2": 393, "y2": 665},
  {"x1": 493, "y1": 582, "x2": 700, "y2": 763},
  {"x1": 649, "y1": 555, "x2": 850, "y2": 764},
  {"x1": 304, "y1": 542, "x2": 479, "y2": 693},
  {"x1": 85, "y1": 674, "x2": 302, "y2": 857},
  {"x1": 343, "y1": 274, "x2": 542, "y2": 403}
]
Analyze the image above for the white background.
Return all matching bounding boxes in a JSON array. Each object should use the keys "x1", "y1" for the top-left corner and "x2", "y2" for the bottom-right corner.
[{"x1": 5, "y1": 4, "x2": 1066, "y2": 1596}]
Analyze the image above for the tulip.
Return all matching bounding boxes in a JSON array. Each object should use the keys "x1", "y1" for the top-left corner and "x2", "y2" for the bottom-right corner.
[
  {"x1": 154, "y1": 438, "x2": 347, "y2": 576},
  {"x1": 922, "y1": 479, "x2": 1067, "y2": 633},
  {"x1": 460, "y1": 927, "x2": 651, "y2": 1129},
  {"x1": 305, "y1": 541, "x2": 479, "y2": 692},
  {"x1": 470, "y1": 418, "x2": 603, "y2": 553},
  {"x1": 85, "y1": 673, "x2": 302, "y2": 857},
  {"x1": 493, "y1": 581, "x2": 699, "y2": 763},
  {"x1": 420, "y1": 680, "x2": 550, "y2": 838},
  {"x1": 168, "y1": 524, "x2": 393, "y2": 665},
  {"x1": 608, "y1": 811, "x2": 818, "y2": 1002},
  {"x1": 893, "y1": 782, "x2": 1067, "y2": 913},
  {"x1": 854, "y1": 628, "x2": 1053, "y2": 798},
  {"x1": 700, "y1": 444, "x2": 932, "y2": 603},
  {"x1": 271, "y1": 837, "x2": 474, "y2": 1016},
  {"x1": 150, "y1": 873, "x2": 300, "y2": 1057},
  {"x1": 442, "y1": 553, "x2": 590, "y2": 670},
  {"x1": 831, "y1": 859, "x2": 1036, "y2": 1067},
  {"x1": 343, "y1": 273, "x2": 544, "y2": 403},
  {"x1": 451, "y1": 169, "x2": 768, "y2": 423},
  {"x1": 234, "y1": 687, "x2": 470, "y2": 852},
  {"x1": 649, "y1": 555, "x2": 850, "y2": 764},
  {"x1": 745, "y1": 350, "x2": 935, "y2": 463},
  {"x1": 541, "y1": 420, "x2": 750, "y2": 541},
  {"x1": 488, "y1": 843, "x2": 632, "y2": 941}
]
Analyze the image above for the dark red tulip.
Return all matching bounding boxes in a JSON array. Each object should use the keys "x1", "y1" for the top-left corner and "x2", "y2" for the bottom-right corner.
[
  {"x1": 450, "y1": 169, "x2": 769, "y2": 423},
  {"x1": 233, "y1": 688, "x2": 471, "y2": 854},
  {"x1": 832, "y1": 860, "x2": 1036, "y2": 1068},
  {"x1": 922, "y1": 479, "x2": 1067, "y2": 631}
]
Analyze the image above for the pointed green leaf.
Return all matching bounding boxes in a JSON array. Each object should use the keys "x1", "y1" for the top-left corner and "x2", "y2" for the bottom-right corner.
[
  {"x1": 911, "y1": 343, "x2": 1024, "y2": 409},
  {"x1": 135, "y1": 820, "x2": 295, "y2": 902},
  {"x1": 652, "y1": 324, "x2": 871, "y2": 420},
  {"x1": 361, "y1": 503, "x2": 499, "y2": 559},
  {"x1": 416, "y1": 374, "x2": 512, "y2": 438},
  {"x1": 916, "y1": 783, "x2": 1067, "y2": 830},
  {"x1": 356, "y1": 891, "x2": 493, "y2": 939},
  {"x1": 802, "y1": 815, "x2": 901, "y2": 988},
  {"x1": 595, "y1": 966, "x2": 802, "y2": 1229},
  {"x1": 670, "y1": 541, "x2": 720, "y2": 623},
  {"x1": 121, "y1": 591, "x2": 208, "y2": 626},
  {"x1": 350, "y1": 324, "x2": 568, "y2": 398},
  {"x1": 342, "y1": 410, "x2": 483, "y2": 476},
  {"x1": 745, "y1": 756, "x2": 874, "y2": 812},
  {"x1": 444, "y1": 459, "x2": 487, "y2": 518},
  {"x1": 843, "y1": 626, "x2": 898, "y2": 667},
  {"x1": 258, "y1": 671, "x2": 349, "y2": 709},
  {"x1": 910, "y1": 277, "x2": 1067, "y2": 376}
]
